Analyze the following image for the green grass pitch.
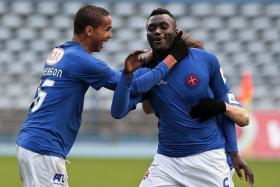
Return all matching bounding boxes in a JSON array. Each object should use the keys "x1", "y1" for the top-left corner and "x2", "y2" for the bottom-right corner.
[{"x1": 1, "y1": 156, "x2": 279, "y2": 187}]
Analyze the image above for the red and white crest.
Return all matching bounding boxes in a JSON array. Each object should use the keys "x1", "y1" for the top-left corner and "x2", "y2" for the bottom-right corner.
[
  {"x1": 185, "y1": 73, "x2": 199, "y2": 88},
  {"x1": 46, "y1": 48, "x2": 64, "y2": 65}
]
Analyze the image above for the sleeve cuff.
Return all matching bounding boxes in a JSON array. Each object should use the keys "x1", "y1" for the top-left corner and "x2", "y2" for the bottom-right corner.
[
  {"x1": 157, "y1": 61, "x2": 169, "y2": 73},
  {"x1": 121, "y1": 73, "x2": 133, "y2": 88}
]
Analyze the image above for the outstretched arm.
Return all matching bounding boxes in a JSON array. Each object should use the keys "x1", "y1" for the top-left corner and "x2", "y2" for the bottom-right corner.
[
  {"x1": 111, "y1": 55, "x2": 177, "y2": 119},
  {"x1": 111, "y1": 32, "x2": 189, "y2": 119},
  {"x1": 130, "y1": 55, "x2": 178, "y2": 95},
  {"x1": 127, "y1": 31, "x2": 189, "y2": 95}
]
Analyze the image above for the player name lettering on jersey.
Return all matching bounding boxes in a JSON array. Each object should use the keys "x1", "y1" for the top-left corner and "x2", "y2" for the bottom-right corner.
[{"x1": 43, "y1": 67, "x2": 63, "y2": 78}]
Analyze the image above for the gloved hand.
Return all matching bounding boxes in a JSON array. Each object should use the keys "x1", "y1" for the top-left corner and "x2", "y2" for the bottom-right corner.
[
  {"x1": 143, "y1": 31, "x2": 189, "y2": 68},
  {"x1": 190, "y1": 98, "x2": 226, "y2": 122},
  {"x1": 168, "y1": 31, "x2": 189, "y2": 62}
]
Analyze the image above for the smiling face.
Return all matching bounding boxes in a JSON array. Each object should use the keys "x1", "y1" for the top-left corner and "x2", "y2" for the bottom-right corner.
[
  {"x1": 146, "y1": 14, "x2": 177, "y2": 54},
  {"x1": 87, "y1": 15, "x2": 112, "y2": 52},
  {"x1": 73, "y1": 5, "x2": 113, "y2": 53}
]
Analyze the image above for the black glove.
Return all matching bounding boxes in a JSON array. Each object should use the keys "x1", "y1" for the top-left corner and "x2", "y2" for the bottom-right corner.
[
  {"x1": 190, "y1": 98, "x2": 226, "y2": 122},
  {"x1": 143, "y1": 31, "x2": 188, "y2": 68},
  {"x1": 168, "y1": 31, "x2": 189, "y2": 62}
]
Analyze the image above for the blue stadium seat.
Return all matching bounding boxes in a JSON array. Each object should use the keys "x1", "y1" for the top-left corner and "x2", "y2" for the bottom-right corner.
[
  {"x1": 127, "y1": 16, "x2": 147, "y2": 30},
  {"x1": 0, "y1": 28, "x2": 11, "y2": 41},
  {"x1": 164, "y1": 3, "x2": 187, "y2": 17},
  {"x1": 139, "y1": 3, "x2": 162, "y2": 17},
  {"x1": 26, "y1": 14, "x2": 48, "y2": 29},
  {"x1": 0, "y1": 1, "x2": 279, "y2": 111},
  {"x1": 215, "y1": 3, "x2": 237, "y2": 17},
  {"x1": 2, "y1": 14, "x2": 22, "y2": 28},
  {"x1": 227, "y1": 17, "x2": 248, "y2": 30},
  {"x1": 251, "y1": 17, "x2": 272, "y2": 30},
  {"x1": 16, "y1": 28, "x2": 36, "y2": 41},
  {"x1": 213, "y1": 29, "x2": 234, "y2": 42},
  {"x1": 188, "y1": 29, "x2": 210, "y2": 42},
  {"x1": 36, "y1": 1, "x2": 60, "y2": 16},
  {"x1": 62, "y1": 2, "x2": 84, "y2": 15},
  {"x1": 113, "y1": 2, "x2": 135, "y2": 17},
  {"x1": 265, "y1": 4, "x2": 280, "y2": 17},
  {"x1": 237, "y1": 29, "x2": 257, "y2": 42},
  {"x1": 241, "y1": 3, "x2": 263, "y2": 17},
  {"x1": 262, "y1": 29, "x2": 279, "y2": 42},
  {"x1": 177, "y1": 17, "x2": 200, "y2": 31},
  {"x1": 191, "y1": 3, "x2": 213, "y2": 17},
  {"x1": 51, "y1": 15, "x2": 72, "y2": 29},
  {"x1": 0, "y1": 1, "x2": 8, "y2": 15},
  {"x1": 201, "y1": 16, "x2": 224, "y2": 30},
  {"x1": 247, "y1": 41, "x2": 266, "y2": 53},
  {"x1": 11, "y1": 1, "x2": 33, "y2": 16}
]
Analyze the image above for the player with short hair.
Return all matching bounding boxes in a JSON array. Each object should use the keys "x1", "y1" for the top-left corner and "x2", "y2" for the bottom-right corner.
[
  {"x1": 15, "y1": 5, "x2": 188, "y2": 187},
  {"x1": 111, "y1": 8, "x2": 254, "y2": 187},
  {"x1": 182, "y1": 32, "x2": 254, "y2": 186},
  {"x1": 142, "y1": 34, "x2": 254, "y2": 185}
]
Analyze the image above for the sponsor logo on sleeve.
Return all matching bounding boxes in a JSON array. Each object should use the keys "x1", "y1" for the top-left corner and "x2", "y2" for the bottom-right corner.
[
  {"x1": 47, "y1": 48, "x2": 64, "y2": 65},
  {"x1": 228, "y1": 92, "x2": 239, "y2": 104}
]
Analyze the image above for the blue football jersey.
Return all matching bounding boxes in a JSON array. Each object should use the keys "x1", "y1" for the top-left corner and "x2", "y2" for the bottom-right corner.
[
  {"x1": 16, "y1": 41, "x2": 172, "y2": 158},
  {"x1": 16, "y1": 41, "x2": 119, "y2": 158},
  {"x1": 112, "y1": 48, "x2": 237, "y2": 157}
]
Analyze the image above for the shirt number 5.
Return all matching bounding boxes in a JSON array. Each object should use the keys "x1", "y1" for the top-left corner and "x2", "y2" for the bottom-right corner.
[{"x1": 31, "y1": 79, "x2": 55, "y2": 112}]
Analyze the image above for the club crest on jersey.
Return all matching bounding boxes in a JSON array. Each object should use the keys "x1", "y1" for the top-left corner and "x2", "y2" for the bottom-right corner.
[
  {"x1": 185, "y1": 73, "x2": 199, "y2": 88},
  {"x1": 46, "y1": 48, "x2": 64, "y2": 65}
]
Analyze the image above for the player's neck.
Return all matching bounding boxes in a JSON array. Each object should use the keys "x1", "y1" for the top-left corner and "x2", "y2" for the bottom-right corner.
[
  {"x1": 72, "y1": 35, "x2": 92, "y2": 53},
  {"x1": 154, "y1": 50, "x2": 169, "y2": 62}
]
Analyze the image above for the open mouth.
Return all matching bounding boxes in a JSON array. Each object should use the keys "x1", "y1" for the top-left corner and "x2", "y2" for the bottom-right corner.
[{"x1": 153, "y1": 37, "x2": 165, "y2": 45}]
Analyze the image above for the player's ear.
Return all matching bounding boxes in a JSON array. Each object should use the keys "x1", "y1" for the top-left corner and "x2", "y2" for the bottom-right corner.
[{"x1": 85, "y1": 26, "x2": 94, "y2": 37}]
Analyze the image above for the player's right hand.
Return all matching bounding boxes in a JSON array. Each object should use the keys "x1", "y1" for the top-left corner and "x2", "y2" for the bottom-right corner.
[
  {"x1": 230, "y1": 152, "x2": 255, "y2": 186},
  {"x1": 124, "y1": 50, "x2": 149, "y2": 76}
]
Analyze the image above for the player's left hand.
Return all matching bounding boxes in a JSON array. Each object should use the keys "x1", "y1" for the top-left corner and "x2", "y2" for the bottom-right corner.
[
  {"x1": 230, "y1": 152, "x2": 255, "y2": 186},
  {"x1": 168, "y1": 31, "x2": 189, "y2": 62},
  {"x1": 190, "y1": 98, "x2": 226, "y2": 122},
  {"x1": 124, "y1": 50, "x2": 152, "y2": 76}
]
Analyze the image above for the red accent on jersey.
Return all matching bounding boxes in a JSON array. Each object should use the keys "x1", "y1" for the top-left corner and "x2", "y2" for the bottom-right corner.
[{"x1": 185, "y1": 74, "x2": 199, "y2": 88}]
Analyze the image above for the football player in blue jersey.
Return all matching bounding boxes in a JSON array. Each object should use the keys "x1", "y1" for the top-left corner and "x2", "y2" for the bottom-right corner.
[
  {"x1": 142, "y1": 33, "x2": 254, "y2": 186},
  {"x1": 111, "y1": 8, "x2": 254, "y2": 187},
  {"x1": 15, "y1": 5, "x2": 188, "y2": 187}
]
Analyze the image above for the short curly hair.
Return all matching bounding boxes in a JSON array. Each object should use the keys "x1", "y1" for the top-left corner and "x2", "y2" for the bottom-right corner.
[{"x1": 147, "y1": 8, "x2": 177, "y2": 28}]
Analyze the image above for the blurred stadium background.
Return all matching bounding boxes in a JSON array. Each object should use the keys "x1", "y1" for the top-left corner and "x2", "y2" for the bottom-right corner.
[{"x1": 0, "y1": 0, "x2": 280, "y2": 186}]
